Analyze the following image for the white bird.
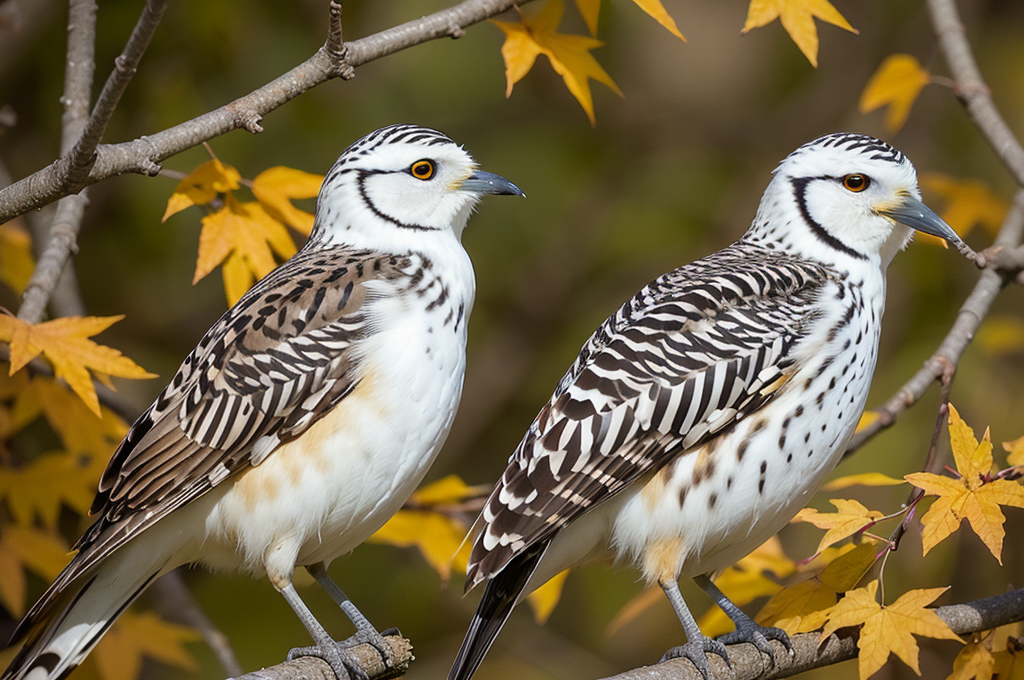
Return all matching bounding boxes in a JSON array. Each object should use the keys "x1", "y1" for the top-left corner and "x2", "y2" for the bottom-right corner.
[
  {"x1": 449, "y1": 133, "x2": 965, "y2": 680},
  {"x1": 3, "y1": 124, "x2": 523, "y2": 680}
]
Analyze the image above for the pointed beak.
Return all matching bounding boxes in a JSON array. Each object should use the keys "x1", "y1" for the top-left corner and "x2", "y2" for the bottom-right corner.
[
  {"x1": 460, "y1": 170, "x2": 525, "y2": 197},
  {"x1": 877, "y1": 194, "x2": 961, "y2": 244}
]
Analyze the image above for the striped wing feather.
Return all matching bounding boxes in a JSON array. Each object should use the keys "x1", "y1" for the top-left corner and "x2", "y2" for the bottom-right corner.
[
  {"x1": 468, "y1": 243, "x2": 835, "y2": 585},
  {"x1": 26, "y1": 246, "x2": 410, "y2": 619}
]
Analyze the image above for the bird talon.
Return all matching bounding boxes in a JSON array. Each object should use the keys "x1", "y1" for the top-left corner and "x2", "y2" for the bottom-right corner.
[
  {"x1": 287, "y1": 642, "x2": 370, "y2": 680},
  {"x1": 660, "y1": 636, "x2": 732, "y2": 679}
]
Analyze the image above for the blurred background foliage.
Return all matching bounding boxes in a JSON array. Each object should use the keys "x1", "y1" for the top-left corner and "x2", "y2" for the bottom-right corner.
[{"x1": 1, "y1": 0, "x2": 1023, "y2": 679}]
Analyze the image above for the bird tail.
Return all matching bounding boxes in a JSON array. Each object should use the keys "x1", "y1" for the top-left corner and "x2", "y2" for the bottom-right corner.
[
  {"x1": 447, "y1": 542, "x2": 548, "y2": 680},
  {"x1": 2, "y1": 533, "x2": 178, "y2": 680}
]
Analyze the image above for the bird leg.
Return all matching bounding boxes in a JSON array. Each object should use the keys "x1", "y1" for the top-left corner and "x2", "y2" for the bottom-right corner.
[
  {"x1": 305, "y1": 562, "x2": 398, "y2": 669},
  {"x1": 695, "y1": 574, "x2": 793, "y2": 669},
  {"x1": 658, "y1": 579, "x2": 730, "y2": 680},
  {"x1": 279, "y1": 581, "x2": 370, "y2": 680}
]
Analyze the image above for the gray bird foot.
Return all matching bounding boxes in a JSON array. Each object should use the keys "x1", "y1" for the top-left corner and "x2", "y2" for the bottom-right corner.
[
  {"x1": 338, "y1": 626, "x2": 399, "y2": 668},
  {"x1": 660, "y1": 635, "x2": 731, "y2": 679},
  {"x1": 717, "y1": 621, "x2": 793, "y2": 671},
  {"x1": 287, "y1": 641, "x2": 371, "y2": 680}
]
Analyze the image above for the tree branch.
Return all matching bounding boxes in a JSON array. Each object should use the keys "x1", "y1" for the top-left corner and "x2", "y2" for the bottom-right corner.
[
  {"x1": 228, "y1": 635, "x2": 413, "y2": 680},
  {"x1": 926, "y1": 0, "x2": 1024, "y2": 187},
  {"x1": 601, "y1": 589, "x2": 1024, "y2": 680},
  {"x1": 0, "y1": 0, "x2": 531, "y2": 225}
]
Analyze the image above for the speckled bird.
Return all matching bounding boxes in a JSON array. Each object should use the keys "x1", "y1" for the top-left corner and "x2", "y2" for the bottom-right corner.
[
  {"x1": 449, "y1": 133, "x2": 965, "y2": 680},
  {"x1": 3, "y1": 124, "x2": 523, "y2": 680}
]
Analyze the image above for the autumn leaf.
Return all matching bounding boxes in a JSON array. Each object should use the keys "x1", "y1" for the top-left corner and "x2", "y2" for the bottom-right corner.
[
  {"x1": 921, "y1": 173, "x2": 1009, "y2": 243},
  {"x1": 758, "y1": 542, "x2": 877, "y2": 634},
  {"x1": 993, "y1": 625, "x2": 1024, "y2": 680},
  {"x1": 742, "y1": 0, "x2": 857, "y2": 68},
  {"x1": 162, "y1": 158, "x2": 242, "y2": 222},
  {"x1": 0, "y1": 220, "x2": 35, "y2": 295},
  {"x1": 1005, "y1": 435, "x2": 1024, "y2": 468},
  {"x1": 698, "y1": 537, "x2": 795, "y2": 636},
  {"x1": 795, "y1": 499, "x2": 884, "y2": 554},
  {"x1": 0, "y1": 526, "x2": 70, "y2": 617},
  {"x1": 369, "y1": 475, "x2": 485, "y2": 580},
  {"x1": 571, "y1": 0, "x2": 683, "y2": 39},
  {"x1": 859, "y1": 55, "x2": 931, "y2": 132},
  {"x1": 252, "y1": 166, "x2": 323, "y2": 236},
  {"x1": 0, "y1": 315, "x2": 156, "y2": 416},
  {"x1": 855, "y1": 410, "x2": 880, "y2": 434},
  {"x1": 493, "y1": 0, "x2": 623, "y2": 126},
  {"x1": 948, "y1": 639, "x2": 995, "y2": 680},
  {"x1": 194, "y1": 194, "x2": 298, "y2": 305},
  {"x1": 824, "y1": 472, "x2": 906, "y2": 491},
  {"x1": 93, "y1": 611, "x2": 201, "y2": 680},
  {"x1": 905, "y1": 405, "x2": 1024, "y2": 562},
  {"x1": 527, "y1": 569, "x2": 569, "y2": 624},
  {"x1": 820, "y1": 580, "x2": 959, "y2": 679},
  {"x1": 0, "y1": 450, "x2": 97, "y2": 529}
]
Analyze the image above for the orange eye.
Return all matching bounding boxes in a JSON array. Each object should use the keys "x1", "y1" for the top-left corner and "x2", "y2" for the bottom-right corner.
[
  {"x1": 410, "y1": 160, "x2": 436, "y2": 180},
  {"x1": 842, "y1": 174, "x2": 870, "y2": 192}
]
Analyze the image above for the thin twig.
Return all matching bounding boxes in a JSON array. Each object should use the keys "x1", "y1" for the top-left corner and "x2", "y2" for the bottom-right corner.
[
  {"x1": 0, "y1": 0, "x2": 532, "y2": 225},
  {"x1": 927, "y1": 0, "x2": 1024, "y2": 186}
]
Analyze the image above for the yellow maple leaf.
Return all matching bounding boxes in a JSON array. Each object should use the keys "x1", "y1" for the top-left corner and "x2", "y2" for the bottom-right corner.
[
  {"x1": 0, "y1": 450, "x2": 97, "y2": 528},
  {"x1": 859, "y1": 54, "x2": 931, "y2": 132},
  {"x1": 824, "y1": 472, "x2": 906, "y2": 491},
  {"x1": 93, "y1": 611, "x2": 201, "y2": 680},
  {"x1": 795, "y1": 499, "x2": 884, "y2": 554},
  {"x1": 920, "y1": 173, "x2": 1009, "y2": 243},
  {"x1": 31, "y1": 377, "x2": 127, "y2": 465},
  {"x1": 992, "y1": 624, "x2": 1024, "y2": 680},
  {"x1": 252, "y1": 166, "x2": 323, "y2": 236},
  {"x1": 742, "y1": 0, "x2": 857, "y2": 68},
  {"x1": 948, "y1": 639, "x2": 995, "y2": 680},
  {"x1": 571, "y1": 0, "x2": 684, "y2": 39},
  {"x1": 977, "y1": 317, "x2": 1024, "y2": 355},
  {"x1": 1004, "y1": 435, "x2": 1024, "y2": 468},
  {"x1": 905, "y1": 405, "x2": 1024, "y2": 562},
  {"x1": 0, "y1": 526, "x2": 70, "y2": 617},
  {"x1": 493, "y1": 0, "x2": 623, "y2": 127},
  {"x1": 194, "y1": 194, "x2": 298, "y2": 305},
  {"x1": 0, "y1": 315, "x2": 156, "y2": 416},
  {"x1": 527, "y1": 569, "x2": 569, "y2": 624},
  {"x1": 162, "y1": 158, "x2": 242, "y2": 222},
  {"x1": 0, "y1": 220, "x2": 35, "y2": 295},
  {"x1": 757, "y1": 542, "x2": 877, "y2": 634},
  {"x1": 369, "y1": 475, "x2": 484, "y2": 580},
  {"x1": 820, "y1": 580, "x2": 960, "y2": 679}
]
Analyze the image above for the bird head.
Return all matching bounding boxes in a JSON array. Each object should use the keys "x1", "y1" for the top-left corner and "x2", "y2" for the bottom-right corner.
[
  {"x1": 311, "y1": 124, "x2": 523, "y2": 249},
  {"x1": 749, "y1": 133, "x2": 962, "y2": 268}
]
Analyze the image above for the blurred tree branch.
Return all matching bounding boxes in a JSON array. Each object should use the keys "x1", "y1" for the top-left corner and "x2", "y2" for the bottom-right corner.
[{"x1": 600, "y1": 589, "x2": 1024, "y2": 680}]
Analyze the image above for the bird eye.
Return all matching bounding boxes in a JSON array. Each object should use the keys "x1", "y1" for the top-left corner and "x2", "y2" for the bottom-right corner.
[
  {"x1": 410, "y1": 160, "x2": 436, "y2": 181},
  {"x1": 842, "y1": 174, "x2": 870, "y2": 192}
]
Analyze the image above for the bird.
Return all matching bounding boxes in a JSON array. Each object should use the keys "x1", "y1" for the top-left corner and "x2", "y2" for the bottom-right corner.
[
  {"x1": 448, "y1": 133, "x2": 967, "y2": 680},
  {"x1": 3, "y1": 123, "x2": 524, "y2": 680}
]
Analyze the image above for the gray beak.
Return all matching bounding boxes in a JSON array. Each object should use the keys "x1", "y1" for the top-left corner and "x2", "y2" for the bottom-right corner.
[
  {"x1": 461, "y1": 170, "x2": 525, "y2": 197},
  {"x1": 878, "y1": 194, "x2": 961, "y2": 244}
]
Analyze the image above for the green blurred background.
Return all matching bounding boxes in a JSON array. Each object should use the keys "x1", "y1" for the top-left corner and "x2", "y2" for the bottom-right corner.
[{"x1": 1, "y1": 0, "x2": 1023, "y2": 678}]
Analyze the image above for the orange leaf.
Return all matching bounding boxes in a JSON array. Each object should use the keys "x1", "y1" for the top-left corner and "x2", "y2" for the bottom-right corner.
[
  {"x1": 921, "y1": 173, "x2": 1009, "y2": 241},
  {"x1": 948, "y1": 639, "x2": 995, "y2": 680},
  {"x1": 0, "y1": 220, "x2": 35, "y2": 295},
  {"x1": 820, "y1": 580, "x2": 959, "y2": 679},
  {"x1": 252, "y1": 166, "x2": 323, "y2": 236},
  {"x1": 795, "y1": 498, "x2": 884, "y2": 554},
  {"x1": 572, "y1": 0, "x2": 601, "y2": 36},
  {"x1": 742, "y1": 0, "x2": 857, "y2": 68},
  {"x1": 493, "y1": 0, "x2": 622, "y2": 126},
  {"x1": 823, "y1": 472, "x2": 906, "y2": 491},
  {"x1": 859, "y1": 55, "x2": 931, "y2": 132},
  {"x1": 527, "y1": 569, "x2": 569, "y2": 624},
  {"x1": 629, "y1": 0, "x2": 685, "y2": 40},
  {"x1": 162, "y1": 159, "x2": 241, "y2": 222},
  {"x1": 93, "y1": 611, "x2": 201, "y2": 680},
  {"x1": 0, "y1": 526, "x2": 70, "y2": 617},
  {"x1": 0, "y1": 450, "x2": 97, "y2": 529},
  {"x1": 1004, "y1": 435, "x2": 1024, "y2": 468},
  {"x1": 0, "y1": 315, "x2": 156, "y2": 416},
  {"x1": 193, "y1": 195, "x2": 297, "y2": 305}
]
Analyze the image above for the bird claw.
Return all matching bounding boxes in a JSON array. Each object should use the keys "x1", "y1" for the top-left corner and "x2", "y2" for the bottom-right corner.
[
  {"x1": 338, "y1": 626, "x2": 399, "y2": 669},
  {"x1": 287, "y1": 642, "x2": 370, "y2": 680},
  {"x1": 716, "y1": 622, "x2": 793, "y2": 670},
  {"x1": 660, "y1": 635, "x2": 731, "y2": 679}
]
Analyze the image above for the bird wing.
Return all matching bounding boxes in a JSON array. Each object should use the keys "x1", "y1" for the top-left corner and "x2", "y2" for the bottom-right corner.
[
  {"x1": 467, "y1": 243, "x2": 835, "y2": 586},
  {"x1": 49, "y1": 246, "x2": 411, "y2": 594}
]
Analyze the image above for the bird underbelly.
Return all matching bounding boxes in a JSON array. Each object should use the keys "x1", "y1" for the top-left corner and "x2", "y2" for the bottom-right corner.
[
  {"x1": 610, "y1": 348, "x2": 874, "y2": 584},
  {"x1": 199, "y1": 336, "x2": 466, "y2": 581}
]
